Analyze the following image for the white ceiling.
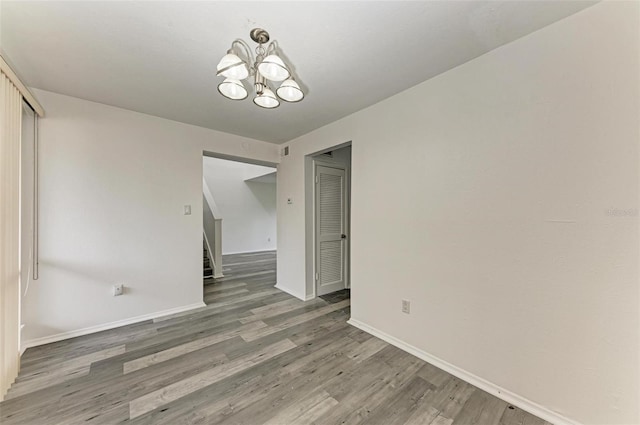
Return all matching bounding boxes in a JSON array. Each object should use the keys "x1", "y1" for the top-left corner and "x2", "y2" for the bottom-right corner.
[{"x1": 1, "y1": 1, "x2": 595, "y2": 144}]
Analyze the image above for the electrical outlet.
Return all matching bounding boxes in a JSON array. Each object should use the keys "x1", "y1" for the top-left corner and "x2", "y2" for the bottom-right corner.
[
  {"x1": 402, "y1": 299, "x2": 410, "y2": 314},
  {"x1": 113, "y1": 284, "x2": 124, "y2": 296}
]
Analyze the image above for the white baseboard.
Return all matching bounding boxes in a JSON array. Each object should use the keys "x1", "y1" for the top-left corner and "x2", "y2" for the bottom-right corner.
[
  {"x1": 222, "y1": 249, "x2": 277, "y2": 255},
  {"x1": 275, "y1": 284, "x2": 315, "y2": 302},
  {"x1": 21, "y1": 302, "x2": 206, "y2": 352},
  {"x1": 274, "y1": 284, "x2": 311, "y2": 301},
  {"x1": 347, "y1": 318, "x2": 581, "y2": 425}
]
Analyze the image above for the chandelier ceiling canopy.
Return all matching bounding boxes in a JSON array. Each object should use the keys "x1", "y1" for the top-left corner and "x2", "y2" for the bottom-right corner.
[{"x1": 216, "y1": 28, "x2": 304, "y2": 109}]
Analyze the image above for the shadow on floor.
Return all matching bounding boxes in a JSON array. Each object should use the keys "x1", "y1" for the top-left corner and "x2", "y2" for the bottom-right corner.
[{"x1": 320, "y1": 289, "x2": 350, "y2": 304}]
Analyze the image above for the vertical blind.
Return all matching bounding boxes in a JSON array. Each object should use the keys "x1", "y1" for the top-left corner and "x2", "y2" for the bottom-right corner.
[{"x1": 0, "y1": 70, "x2": 22, "y2": 400}]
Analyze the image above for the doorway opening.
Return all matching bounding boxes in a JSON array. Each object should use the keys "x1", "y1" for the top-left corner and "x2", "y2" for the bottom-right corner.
[
  {"x1": 305, "y1": 143, "x2": 352, "y2": 300},
  {"x1": 202, "y1": 152, "x2": 277, "y2": 303}
]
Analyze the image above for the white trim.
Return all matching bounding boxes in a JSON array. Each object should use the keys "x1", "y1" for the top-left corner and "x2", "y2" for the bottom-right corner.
[
  {"x1": 222, "y1": 249, "x2": 277, "y2": 255},
  {"x1": 313, "y1": 158, "x2": 350, "y2": 297},
  {"x1": 274, "y1": 284, "x2": 314, "y2": 301},
  {"x1": 202, "y1": 150, "x2": 278, "y2": 168},
  {"x1": 304, "y1": 142, "x2": 352, "y2": 301},
  {"x1": 21, "y1": 302, "x2": 206, "y2": 352},
  {"x1": 347, "y1": 318, "x2": 582, "y2": 425}
]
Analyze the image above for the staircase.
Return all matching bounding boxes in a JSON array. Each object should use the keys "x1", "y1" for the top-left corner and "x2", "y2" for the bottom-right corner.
[
  {"x1": 203, "y1": 178, "x2": 223, "y2": 279},
  {"x1": 203, "y1": 240, "x2": 213, "y2": 279}
]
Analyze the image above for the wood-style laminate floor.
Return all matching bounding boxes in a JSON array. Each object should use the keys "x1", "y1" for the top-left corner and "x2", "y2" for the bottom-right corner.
[{"x1": 0, "y1": 251, "x2": 550, "y2": 425}]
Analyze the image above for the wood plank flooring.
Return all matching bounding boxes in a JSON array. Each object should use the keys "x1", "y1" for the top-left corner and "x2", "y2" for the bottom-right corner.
[{"x1": 0, "y1": 251, "x2": 550, "y2": 424}]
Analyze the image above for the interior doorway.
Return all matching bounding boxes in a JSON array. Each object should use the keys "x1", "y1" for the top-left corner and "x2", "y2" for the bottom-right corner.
[
  {"x1": 305, "y1": 143, "x2": 351, "y2": 298},
  {"x1": 201, "y1": 152, "x2": 277, "y2": 302}
]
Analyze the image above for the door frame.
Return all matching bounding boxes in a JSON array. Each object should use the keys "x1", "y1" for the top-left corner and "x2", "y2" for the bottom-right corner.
[
  {"x1": 314, "y1": 160, "x2": 349, "y2": 297},
  {"x1": 304, "y1": 142, "x2": 351, "y2": 300},
  {"x1": 201, "y1": 150, "x2": 279, "y2": 290}
]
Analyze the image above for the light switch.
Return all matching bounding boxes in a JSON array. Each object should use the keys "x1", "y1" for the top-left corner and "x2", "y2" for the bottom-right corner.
[{"x1": 184, "y1": 205, "x2": 192, "y2": 215}]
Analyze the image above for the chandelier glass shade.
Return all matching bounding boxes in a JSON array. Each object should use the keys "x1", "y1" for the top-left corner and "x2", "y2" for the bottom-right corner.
[
  {"x1": 217, "y1": 78, "x2": 248, "y2": 100},
  {"x1": 257, "y1": 55, "x2": 290, "y2": 82},
  {"x1": 216, "y1": 52, "x2": 249, "y2": 80},
  {"x1": 276, "y1": 79, "x2": 304, "y2": 102},
  {"x1": 254, "y1": 88, "x2": 280, "y2": 109},
  {"x1": 215, "y1": 28, "x2": 303, "y2": 108}
]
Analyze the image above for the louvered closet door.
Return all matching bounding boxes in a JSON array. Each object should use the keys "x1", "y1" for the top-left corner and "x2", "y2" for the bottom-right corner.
[{"x1": 315, "y1": 165, "x2": 346, "y2": 296}]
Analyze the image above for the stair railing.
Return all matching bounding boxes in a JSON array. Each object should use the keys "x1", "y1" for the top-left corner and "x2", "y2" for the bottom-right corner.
[{"x1": 203, "y1": 178, "x2": 224, "y2": 278}]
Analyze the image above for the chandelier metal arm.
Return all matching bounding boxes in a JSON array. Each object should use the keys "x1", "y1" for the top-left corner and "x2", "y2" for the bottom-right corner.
[
  {"x1": 265, "y1": 41, "x2": 277, "y2": 55},
  {"x1": 231, "y1": 39, "x2": 254, "y2": 68}
]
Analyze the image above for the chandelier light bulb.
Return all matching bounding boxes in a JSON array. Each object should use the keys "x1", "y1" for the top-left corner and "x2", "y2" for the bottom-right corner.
[
  {"x1": 276, "y1": 79, "x2": 304, "y2": 102},
  {"x1": 257, "y1": 54, "x2": 291, "y2": 82},
  {"x1": 253, "y1": 88, "x2": 280, "y2": 109},
  {"x1": 217, "y1": 78, "x2": 248, "y2": 100}
]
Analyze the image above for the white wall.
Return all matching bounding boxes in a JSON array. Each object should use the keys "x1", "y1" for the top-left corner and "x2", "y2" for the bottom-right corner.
[
  {"x1": 203, "y1": 157, "x2": 276, "y2": 254},
  {"x1": 276, "y1": 3, "x2": 639, "y2": 424},
  {"x1": 23, "y1": 89, "x2": 279, "y2": 345}
]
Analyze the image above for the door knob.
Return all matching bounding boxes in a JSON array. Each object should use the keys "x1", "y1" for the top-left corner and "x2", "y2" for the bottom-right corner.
[{"x1": 341, "y1": 234, "x2": 347, "y2": 239}]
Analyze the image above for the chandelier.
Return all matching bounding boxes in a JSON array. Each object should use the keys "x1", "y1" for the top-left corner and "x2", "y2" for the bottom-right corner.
[{"x1": 215, "y1": 28, "x2": 304, "y2": 109}]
